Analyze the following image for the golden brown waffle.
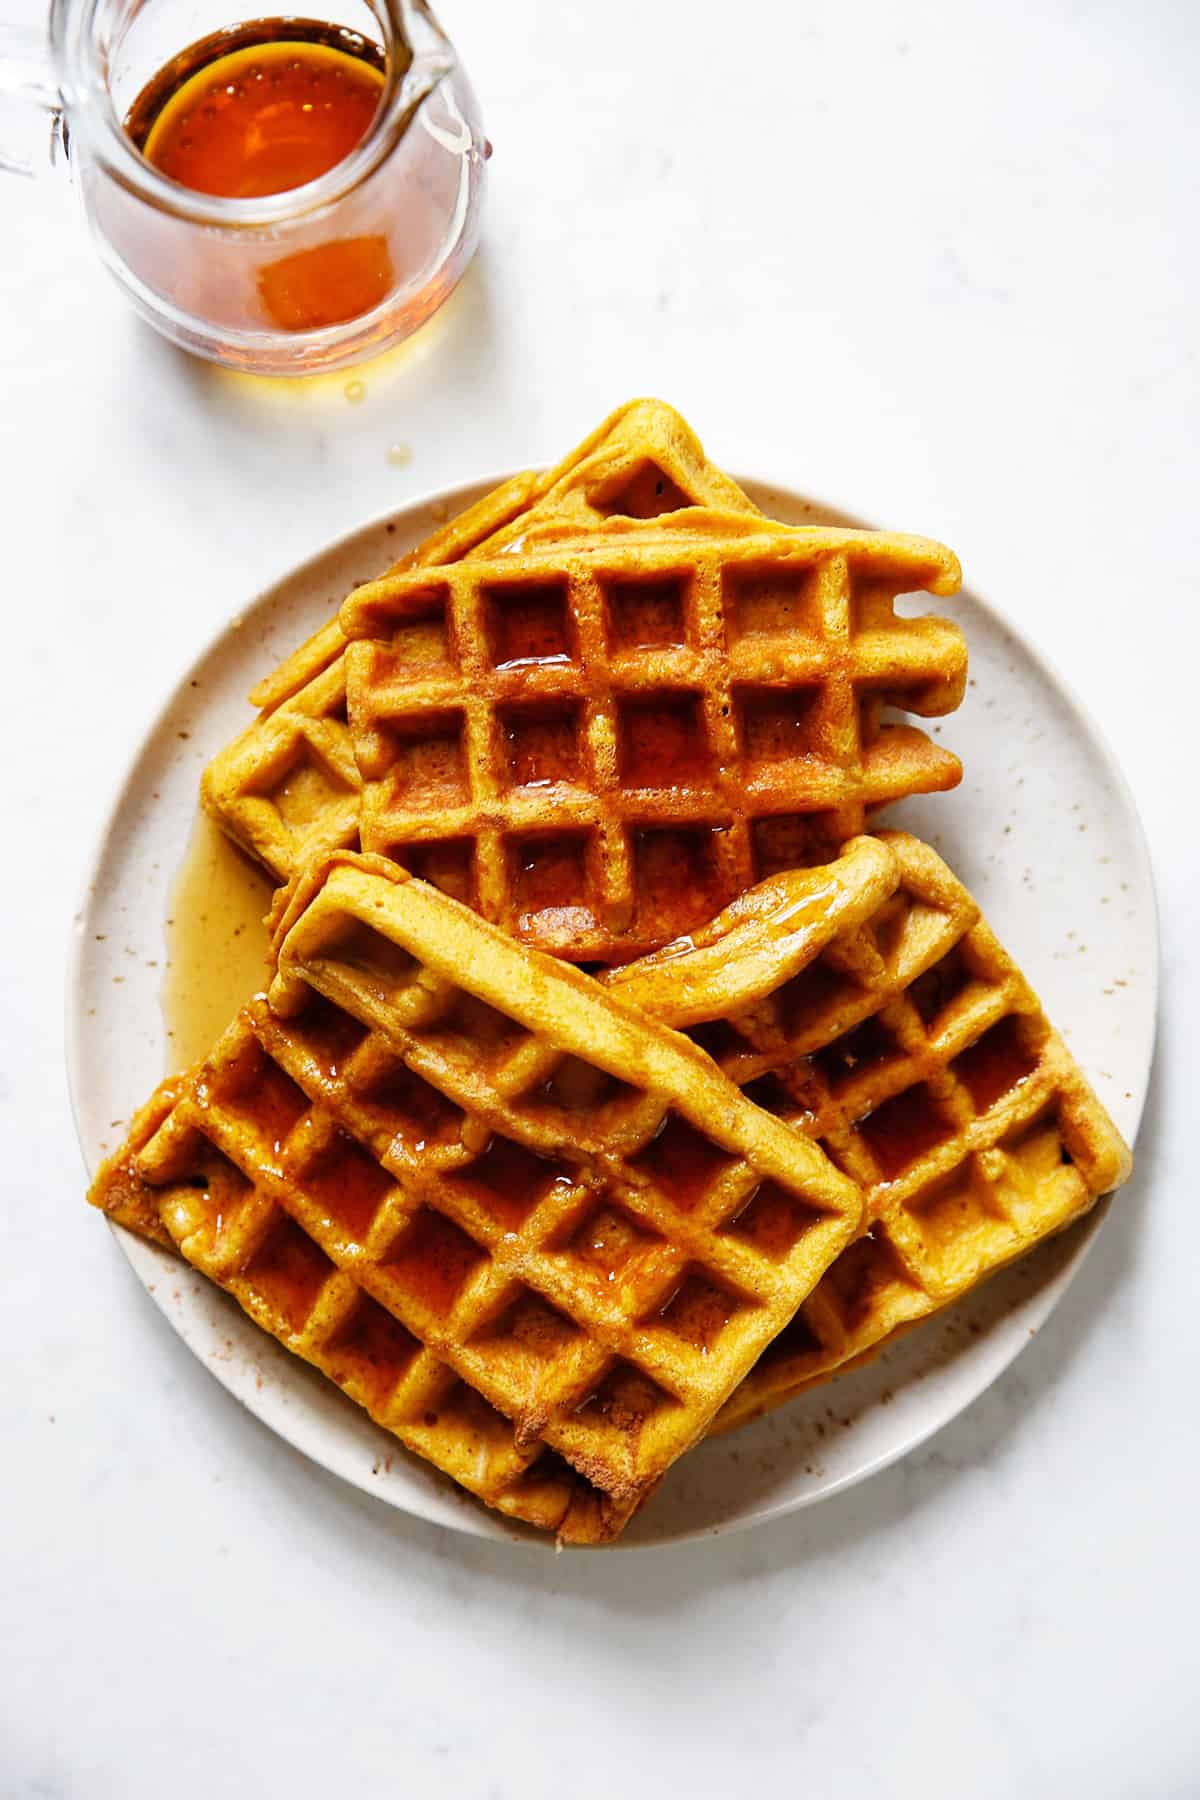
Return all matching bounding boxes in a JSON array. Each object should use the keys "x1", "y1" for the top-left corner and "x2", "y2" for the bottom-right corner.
[
  {"x1": 200, "y1": 399, "x2": 761, "y2": 881},
  {"x1": 607, "y1": 831, "x2": 1132, "y2": 1428},
  {"x1": 340, "y1": 512, "x2": 966, "y2": 962},
  {"x1": 90, "y1": 832, "x2": 1130, "y2": 1531},
  {"x1": 90, "y1": 851, "x2": 862, "y2": 1542}
]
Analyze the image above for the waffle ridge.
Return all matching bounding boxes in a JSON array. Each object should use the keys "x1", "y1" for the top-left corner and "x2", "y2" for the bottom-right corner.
[
  {"x1": 200, "y1": 400, "x2": 762, "y2": 882},
  {"x1": 91, "y1": 851, "x2": 862, "y2": 1541},
  {"x1": 340, "y1": 513, "x2": 966, "y2": 962}
]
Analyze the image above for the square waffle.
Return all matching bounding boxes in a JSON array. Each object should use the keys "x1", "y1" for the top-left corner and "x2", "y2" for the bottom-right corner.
[
  {"x1": 339, "y1": 512, "x2": 966, "y2": 962},
  {"x1": 90, "y1": 851, "x2": 862, "y2": 1542},
  {"x1": 200, "y1": 399, "x2": 762, "y2": 882},
  {"x1": 607, "y1": 831, "x2": 1132, "y2": 1427}
]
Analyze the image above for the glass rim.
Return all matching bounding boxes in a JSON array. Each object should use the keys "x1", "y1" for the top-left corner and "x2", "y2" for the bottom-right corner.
[{"x1": 49, "y1": 0, "x2": 456, "y2": 228}]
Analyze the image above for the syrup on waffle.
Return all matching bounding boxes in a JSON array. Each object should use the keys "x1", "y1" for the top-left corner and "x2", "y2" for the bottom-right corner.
[
  {"x1": 339, "y1": 513, "x2": 966, "y2": 962},
  {"x1": 92, "y1": 1059, "x2": 611, "y2": 1541},
  {"x1": 607, "y1": 831, "x2": 1132, "y2": 1427},
  {"x1": 200, "y1": 400, "x2": 762, "y2": 882},
  {"x1": 90, "y1": 851, "x2": 862, "y2": 1542}
]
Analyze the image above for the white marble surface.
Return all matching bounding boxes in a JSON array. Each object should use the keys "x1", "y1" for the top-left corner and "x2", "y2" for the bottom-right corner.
[{"x1": 1, "y1": 1, "x2": 1195, "y2": 1792}]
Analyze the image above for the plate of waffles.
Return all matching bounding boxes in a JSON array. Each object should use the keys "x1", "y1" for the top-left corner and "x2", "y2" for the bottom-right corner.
[{"x1": 70, "y1": 400, "x2": 1156, "y2": 1547}]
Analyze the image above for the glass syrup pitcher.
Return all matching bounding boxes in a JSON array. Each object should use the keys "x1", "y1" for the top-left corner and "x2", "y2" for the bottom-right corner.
[{"x1": 0, "y1": 0, "x2": 488, "y2": 374}]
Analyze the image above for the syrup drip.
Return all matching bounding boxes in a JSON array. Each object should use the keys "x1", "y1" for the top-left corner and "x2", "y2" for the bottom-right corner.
[{"x1": 162, "y1": 812, "x2": 275, "y2": 1074}]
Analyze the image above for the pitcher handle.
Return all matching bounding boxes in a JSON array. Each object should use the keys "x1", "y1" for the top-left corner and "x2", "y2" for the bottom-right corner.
[{"x1": 0, "y1": 24, "x2": 64, "y2": 178}]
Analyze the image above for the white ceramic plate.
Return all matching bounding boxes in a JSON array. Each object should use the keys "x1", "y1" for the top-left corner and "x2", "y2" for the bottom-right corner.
[{"x1": 67, "y1": 475, "x2": 1157, "y2": 1549}]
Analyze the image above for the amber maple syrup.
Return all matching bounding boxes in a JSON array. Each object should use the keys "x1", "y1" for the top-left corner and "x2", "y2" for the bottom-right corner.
[
  {"x1": 125, "y1": 18, "x2": 388, "y2": 198},
  {"x1": 125, "y1": 19, "x2": 399, "y2": 331},
  {"x1": 162, "y1": 811, "x2": 275, "y2": 1072}
]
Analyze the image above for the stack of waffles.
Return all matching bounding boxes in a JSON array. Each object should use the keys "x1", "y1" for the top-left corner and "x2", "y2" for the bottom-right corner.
[{"x1": 90, "y1": 400, "x2": 1132, "y2": 1543}]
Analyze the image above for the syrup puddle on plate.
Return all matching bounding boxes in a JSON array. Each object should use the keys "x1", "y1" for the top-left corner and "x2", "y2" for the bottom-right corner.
[{"x1": 162, "y1": 811, "x2": 276, "y2": 1071}]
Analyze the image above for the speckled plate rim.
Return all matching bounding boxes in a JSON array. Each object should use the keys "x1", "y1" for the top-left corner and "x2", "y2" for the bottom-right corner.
[{"x1": 66, "y1": 470, "x2": 1158, "y2": 1552}]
